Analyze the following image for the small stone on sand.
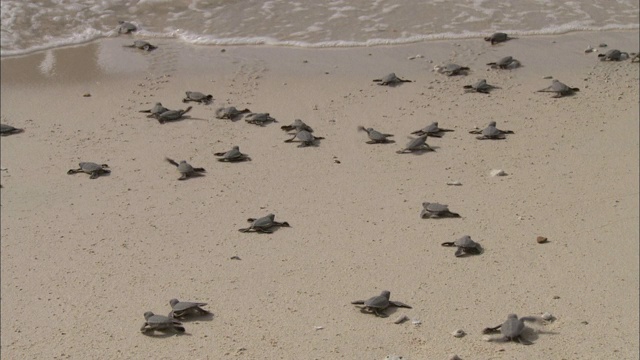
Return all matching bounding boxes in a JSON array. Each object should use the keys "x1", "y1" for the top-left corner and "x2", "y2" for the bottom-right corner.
[{"x1": 537, "y1": 236, "x2": 548, "y2": 244}]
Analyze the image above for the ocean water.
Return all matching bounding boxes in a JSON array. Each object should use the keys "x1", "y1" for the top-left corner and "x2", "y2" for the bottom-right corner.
[{"x1": 1, "y1": 0, "x2": 638, "y2": 57}]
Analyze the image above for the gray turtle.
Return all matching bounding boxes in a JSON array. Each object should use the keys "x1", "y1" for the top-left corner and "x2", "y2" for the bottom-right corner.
[
  {"x1": 396, "y1": 134, "x2": 434, "y2": 154},
  {"x1": 469, "y1": 121, "x2": 514, "y2": 140},
  {"x1": 215, "y1": 106, "x2": 251, "y2": 120},
  {"x1": 0, "y1": 124, "x2": 24, "y2": 136},
  {"x1": 124, "y1": 40, "x2": 156, "y2": 51},
  {"x1": 281, "y1": 119, "x2": 313, "y2": 133},
  {"x1": 140, "y1": 311, "x2": 185, "y2": 334},
  {"x1": 214, "y1": 146, "x2": 251, "y2": 162},
  {"x1": 153, "y1": 106, "x2": 192, "y2": 123},
  {"x1": 117, "y1": 21, "x2": 137, "y2": 34},
  {"x1": 631, "y1": 53, "x2": 640, "y2": 63},
  {"x1": 441, "y1": 235, "x2": 482, "y2": 257},
  {"x1": 536, "y1": 79, "x2": 580, "y2": 98},
  {"x1": 284, "y1": 130, "x2": 324, "y2": 147},
  {"x1": 169, "y1": 298, "x2": 211, "y2": 318},
  {"x1": 598, "y1": 49, "x2": 627, "y2": 61},
  {"x1": 183, "y1": 91, "x2": 213, "y2": 104},
  {"x1": 245, "y1": 112, "x2": 277, "y2": 126},
  {"x1": 420, "y1": 202, "x2": 460, "y2": 219},
  {"x1": 239, "y1": 213, "x2": 290, "y2": 233},
  {"x1": 463, "y1": 79, "x2": 497, "y2": 94},
  {"x1": 67, "y1": 162, "x2": 111, "y2": 179},
  {"x1": 411, "y1": 122, "x2": 454, "y2": 137},
  {"x1": 139, "y1": 102, "x2": 169, "y2": 118},
  {"x1": 484, "y1": 32, "x2": 515, "y2": 45},
  {"x1": 483, "y1": 314, "x2": 541, "y2": 345},
  {"x1": 165, "y1": 158, "x2": 205, "y2": 180},
  {"x1": 372, "y1": 73, "x2": 413, "y2": 86},
  {"x1": 351, "y1": 290, "x2": 412, "y2": 317},
  {"x1": 357, "y1": 126, "x2": 394, "y2": 144},
  {"x1": 486, "y1": 56, "x2": 520, "y2": 69},
  {"x1": 435, "y1": 63, "x2": 470, "y2": 76}
]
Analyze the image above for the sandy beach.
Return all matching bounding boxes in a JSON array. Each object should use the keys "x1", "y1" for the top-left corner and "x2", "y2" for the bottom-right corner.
[{"x1": 1, "y1": 30, "x2": 639, "y2": 359}]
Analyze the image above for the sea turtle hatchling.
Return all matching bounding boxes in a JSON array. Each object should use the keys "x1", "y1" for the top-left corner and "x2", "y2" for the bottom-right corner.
[
  {"x1": 123, "y1": 40, "x2": 157, "y2": 51},
  {"x1": 463, "y1": 79, "x2": 497, "y2": 94},
  {"x1": 284, "y1": 130, "x2": 324, "y2": 147},
  {"x1": 420, "y1": 202, "x2": 460, "y2": 219},
  {"x1": 165, "y1": 158, "x2": 205, "y2": 180},
  {"x1": 482, "y1": 314, "x2": 542, "y2": 345},
  {"x1": 411, "y1": 122, "x2": 454, "y2": 137},
  {"x1": 140, "y1": 311, "x2": 185, "y2": 334},
  {"x1": 434, "y1": 63, "x2": 470, "y2": 76},
  {"x1": 351, "y1": 290, "x2": 412, "y2": 317},
  {"x1": 183, "y1": 91, "x2": 213, "y2": 104},
  {"x1": 372, "y1": 73, "x2": 413, "y2": 86},
  {"x1": 486, "y1": 56, "x2": 520, "y2": 69},
  {"x1": 536, "y1": 79, "x2": 580, "y2": 98},
  {"x1": 169, "y1": 298, "x2": 211, "y2": 318},
  {"x1": 67, "y1": 162, "x2": 111, "y2": 179},
  {"x1": 215, "y1": 106, "x2": 251, "y2": 120},
  {"x1": 153, "y1": 107, "x2": 192, "y2": 123},
  {"x1": 441, "y1": 235, "x2": 482, "y2": 257},
  {"x1": 357, "y1": 126, "x2": 394, "y2": 144},
  {"x1": 281, "y1": 119, "x2": 313, "y2": 133},
  {"x1": 238, "y1": 213, "x2": 290, "y2": 233},
  {"x1": 597, "y1": 49, "x2": 627, "y2": 61},
  {"x1": 139, "y1": 102, "x2": 169, "y2": 118},
  {"x1": 631, "y1": 53, "x2": 640, "y2": 63},
  {"x1": 245, "y1": 113, "x2": 277, "y2": 126},
  {"x1": 214, "y1": 146, "x2": 251, "y2": 162},
  {"x1": 117, "y1": 21, "x2": 137, "y2": 34},
  {"x1": 396, "y1": 134, "x2": 434, "y2": 154},
  {"x1": 469, "y1": 121, "x2": 514, "y2": 140},
  {"x1": 484, "y1": 32, "x2": 515, "y2": 45},
  {"x1": 0, "y1": 124, "x2": 24, "y2": 136}
]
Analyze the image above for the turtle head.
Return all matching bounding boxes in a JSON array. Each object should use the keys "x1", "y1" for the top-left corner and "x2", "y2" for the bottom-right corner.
[
  {"x1": 143, "y1": 311, "x2": 155, "y2": 320},
  {"x1": 267, "y1": 213, "x2": 275, "y2": 220},
  {"x1": 169, "y1": 298, "x2": 179, "y2": 307},
  {"x1": 380, "y1": 290, "x2": 391, "y2": 299},
  {"x1": 232, "y1": 146, "x2": 240, "y2": 150},
  {"x1": 356, "y1": 126, "x2": 367, "y2": 132},
  {"x1": 422, "y1": 202, "x2": 431, "y2": 208},
  {"x1": 507, "y1": 313, "x2": 518, "y2": 320},
  {"x1": 488, "y1": 121, "x2": 497, "y2": 127}
]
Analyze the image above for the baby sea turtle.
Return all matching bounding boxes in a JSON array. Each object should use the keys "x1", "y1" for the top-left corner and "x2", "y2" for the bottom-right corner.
[
  {"x1": 183, "y1": 91, "x2": 213, "y2": 104},
  {"x1": 124, "y1": 40, "x2": 157, "y2": 51},
  {"x1": 484, "y1": 32, "x2": 515, "y2": 45},
  {"x1": 215, "y1": 106, "x2": 251, "y2": 120},
  {"x1": 165, "y1": 158, "x2": 205, "y2": 180},
  {"x1": 434, "y1": 63, "x2": 470, "y2": 76},
  {"x1": 486, "y1": 56, "x2": 520, "y2": 69},
  {"x1": 0, "y1": 124, "x2": 24, "y2": 136},
  {"x1": 169, "y1": 298, "x2": 211, "y2": 318},
  {"x1": 281, "y1": 119, "x2": 313, "y2": 133},
  {"x1": 67, "y1": 162, "x2": 111, "y2": 179},
  {"x1": 631, "y1": 53, "x2": 640, "y2": 63},
  {"x1": 245, "y1": 113, "x2": 277, "y2": 126},
  {"x1": 537, "y1": 79, "x2": 580, "y2": 98},
  {"x1": 441, "y1": 235, "x2": 482, "y2": 257},
  {"x1": 238, "y1": 213, "x2": 290, "y2": 233},
  {"x1": 463, "y1": 79, "x2": 497, "y2": 94},
  {"x1": 483, "y1": 314, "x2": 541, "y2": 345},
  {"x1": 284, "y1": 130, "x2": 324, "y2": 147},
  {"x1": 598, "y1": 49, "x2": 627, "y2": 61},
  {"x1": 117, "y1": 21, "x2": 137, "y2": 34},
  {"x1": 372, "y1": 73, "x2": 413, "y2": 86},
  {"x1": 153, "y1": 107, "x2": 192, "y2": 123},
  {"x1": 214, "y1": 146, "x2": 251, "y2": 162},
  {"x1": 139, "y1": 102, "x2": 169, "y2": 118},
  {"x1": 351, "y1": 290, "x2": 412, "y2": 317},
  {"x1": 357, "y1": 126, "x2": 394, "y2": 144},
  {"x1": 411, "y1": 122, "x2": 454, "y2": 137},
  {"x1": 140, "y1": 311, "x2": 185, "y2": 334},
  {"x1": 396, "y1": 134, "x2": 434, "y2": 154},
  {"x1": 469, "y1": 121, "x2": 514, "y2": 140},
  {"x1": 420, "y1": 202, "x2": 460, "y2": 219}
]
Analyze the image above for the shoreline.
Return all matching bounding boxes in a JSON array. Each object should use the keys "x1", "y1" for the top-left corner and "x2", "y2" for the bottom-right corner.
[{"x1": 1, "y1": 30, "x2": 639, "y2": 359}]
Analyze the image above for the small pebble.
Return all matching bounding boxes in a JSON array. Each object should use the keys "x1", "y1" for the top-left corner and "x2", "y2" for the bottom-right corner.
[
  {"x1": 490, "y1": 169, "x2": 507, "y2": 177},
  {"x1": 537, "y1": 236, "x2": 548, "y2": 244},
  {"x1": 542, "y1": 312, "x2": 554, "y2": 321},
  {"x1": 230, "y1": 256, "x2": 241, "y2": 260},
  {"x1": 394, "y1": 315, "x2": 410, "y2": 324},
  {"x1": 451, "y1": 329, "x2": 466, "y2": 338},
  {"x1": 446, "y1": 180, "x2": 462, "y2": 186},
  {"x1": 384, "y1": 356, "x2": 407, "y2": 360},
  {"x1": 314, "y1": 326, "x2": 323, "y2": 330},
  {"x1": 83, "y1": 93, "x2": 91, "y2": 97},
  {"x1": 553, "y1": 295, "x2": 561, "y2": 299},
  {"x1": 411, "y1": 318, "x2": 422, "y2": 326},
  {"x1": 543, "y1": 76, "x2": 553, "y2": 79},
  {"x1": 581, "y1": 321, "x2": 589, "y2": 325},
  {"x1": 598, "y1": 43, "x2": 607, "y2": 48},
  {"x1": 449, "y1": 355, "x2": 462, "y2": 360}
]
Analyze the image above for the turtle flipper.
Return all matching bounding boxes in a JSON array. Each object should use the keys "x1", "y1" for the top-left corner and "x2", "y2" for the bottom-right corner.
[
  {"x1": 165, "y1": 158, "x2": 179, "y2": 167},
  {"x1": 482, "y1": 325, "x2": 502, "y2": 334},
  {"x1": 238, "y1": 227, "x2": 252, "y2": 232},
  {"x1": 256, "y1": 228, "x2": 274, "y2": 233},
  {"x1": 441, "y1": 242, "x2": 456, "y2": 247},
  {"x1": 275, "y1": 221, "x2": 290, "y2": 228},
  {"x1": 192, "y1": 167, "x2": 206, "y2": 173},
  {"x1": 516, "y1": 336, "x2": 533, "y2": 345},
  {"x1": 178, "y1": 173, "x2": 188, "y2": 180},
  {"x1": 67, "y1": 169, "x2": 80, "y2": 175},
  {"x1": 89, "y1": 172, "x2": 99, "y2": 179},
  {"x1": 351, "y1": 300, "x2": 365, "y2": 305},
  {"x1": 389, "y1": 301, "x2": 412, "y2": 309},
  {"x1": 427, "y1": 132, "x2": 443, "y2": 138},
  {"x1": 446, "y1": 211, "x2": 461, "y2": 218},
  {"x1": 454, "y1": 247, "x2": 465, "y2": 257}
]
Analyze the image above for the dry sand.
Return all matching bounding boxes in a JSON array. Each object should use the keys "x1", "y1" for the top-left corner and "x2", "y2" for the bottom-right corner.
[{"x1": 1, "y1": 30, "x2": 639, "y2": 359}]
